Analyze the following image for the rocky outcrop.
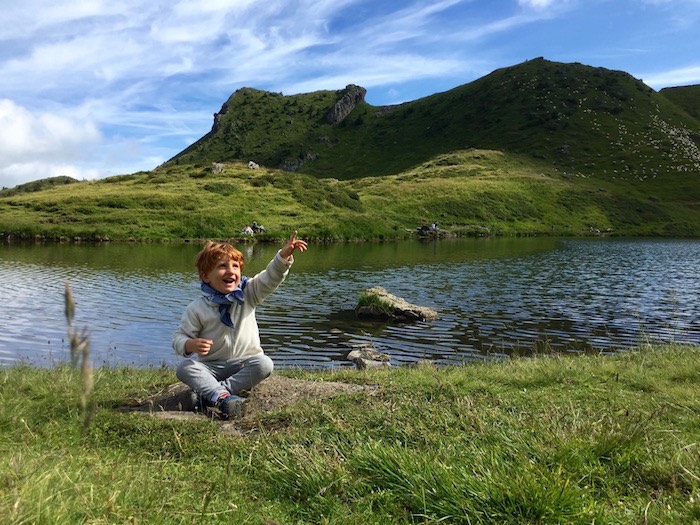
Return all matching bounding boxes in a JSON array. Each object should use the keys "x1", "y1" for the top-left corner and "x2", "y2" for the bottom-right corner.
[
  {"x1": 121, "y1": 376, "x2": 378, "y2": 428},
  {"x1": 212, "y1": 100, "x2": 230, "y2": 133},
  {"x1": 326, "y1": 84, "x2": 366, "y2": 125},
  {"x1": 355, "y1": 286, "x2": 438, "y2": 322},
  {"x1": 211, "y1": 87, "x2": 261, "y2": 133}
]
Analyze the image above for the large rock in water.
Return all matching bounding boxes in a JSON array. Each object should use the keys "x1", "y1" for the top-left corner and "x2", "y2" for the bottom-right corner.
[{"x1": 355, "y1": 286, "x2": 438, "y2": 322}]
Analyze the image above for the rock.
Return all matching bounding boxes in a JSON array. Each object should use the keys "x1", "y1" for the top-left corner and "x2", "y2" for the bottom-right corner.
[
  {"x1": 120, "y1": 375, "x2": 378, "y2": 425},
  {"x1": 211, "y1": 100, "x2": 230, "y2": 133},
  {"x1": 326, "y1": 84, "x2": 366, "y2": 125},
  {"x1": 134, "y1": 382, "x2": 195, "y2": 412},
  {"x1": 415, "y1": 225, "x2": 455, "y2": 239},
  {"x1": 355, "y1": 286, "x2": 438, "y2": 322},
  {"x1": 345, "y1": 343, "x2": 391, "y2": 370},
  {"x1": 353, "y1": 358, "x2": 391, "y2": 370}
]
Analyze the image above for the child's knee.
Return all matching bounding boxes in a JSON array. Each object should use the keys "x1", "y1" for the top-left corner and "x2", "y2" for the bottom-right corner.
[
  {"x1": 257, "y1": 354, "x2": 274, "y2": 378},
  {"x1": 246, "y1": 353, "x2": 273, "y2": 380},
  {"x1": 175, "y1": 361, "x2": 188, "y2": 382},
  {"x1": 176, "y1": 358, "x2": 199, "y2": 383}
]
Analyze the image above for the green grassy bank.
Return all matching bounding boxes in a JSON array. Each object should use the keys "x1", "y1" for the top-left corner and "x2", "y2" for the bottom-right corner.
[
  {"x1": 2, "y1": 150, "x2": 699, "y2": 243},
  {"x1": 1, "y1": 344, "x2": 698, "y2": 524}
]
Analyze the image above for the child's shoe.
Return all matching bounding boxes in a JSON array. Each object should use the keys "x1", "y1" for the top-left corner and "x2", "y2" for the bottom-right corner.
[
  {"x1": 215, "y1": 393, "x2": 247, "y2": 420},
  {"x1": 190, "y1": 391, "x2": 206, "y2": 412}
]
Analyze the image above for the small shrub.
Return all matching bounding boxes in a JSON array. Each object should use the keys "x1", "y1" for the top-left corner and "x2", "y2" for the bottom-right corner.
[{"x1": 202, "y1": 183, "x2": 240, "y2": 196}]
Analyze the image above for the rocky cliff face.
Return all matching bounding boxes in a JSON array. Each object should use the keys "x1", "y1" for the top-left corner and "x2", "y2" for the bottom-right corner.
[
  {"x1": 326, "y1": 84, "x2": 367, "y2": 125},
  {"x1": 211, "y1": 100, "x2": 230, "y2": 133}
]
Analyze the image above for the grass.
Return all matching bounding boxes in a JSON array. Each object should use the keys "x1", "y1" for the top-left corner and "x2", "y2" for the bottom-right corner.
[
  {"x1": 660, "y1": 84, "x2": 700, "y2": 120},
  {"x1": 356, "y1": 289, "x2": 395, "y2": 317},
  {"x1": 0, "y1": 344, "x2": 698, "y2": 524},
  {"x1": 2, "y1": 149, "x2": 699, "y2": 242}
]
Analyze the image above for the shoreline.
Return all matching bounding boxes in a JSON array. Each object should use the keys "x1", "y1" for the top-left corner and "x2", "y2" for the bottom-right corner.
[{"x1": 2, "y1": 229, "x2": 689, "y2": 246}]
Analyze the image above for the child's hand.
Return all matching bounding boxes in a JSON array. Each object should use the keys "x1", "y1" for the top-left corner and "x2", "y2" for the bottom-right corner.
[
  {"x1": 185, "y1": 338, "x2": 213, "y2": 356},
  {"x1": 280, "y1": 230, "x2": 308, "y2": 260}
]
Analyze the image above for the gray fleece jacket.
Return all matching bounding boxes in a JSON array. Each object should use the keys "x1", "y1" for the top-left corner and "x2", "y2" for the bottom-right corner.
[{"x1": 172, "y1": 251, "x2": 292, "y2": 361}]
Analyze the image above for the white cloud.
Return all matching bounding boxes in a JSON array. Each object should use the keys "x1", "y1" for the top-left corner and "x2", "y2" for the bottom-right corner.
[
  {"x1": 0, "y1": 99, "x2": 103, "y2": 187},
  {"x1": 0, "y1": 100, "x2": 101, "y2": 161},
  {"x1": 640, "y1": 65, "x2": 700, "y2": 89},
  {"x1": 280, "y1": 53, "x2": 470, "y2": 97}
]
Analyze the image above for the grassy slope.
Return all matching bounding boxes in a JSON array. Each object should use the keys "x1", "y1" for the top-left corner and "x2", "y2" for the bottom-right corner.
[
  {"x1": 0, "y1": 175, "x2": 79, "y2": 195},
  {"x1": 0, "y1": 345, "x2": 698, "y2": 524},
  {"x1": 660, "y1": 84, "x2": 700, "y2": 120},
  {"x1": 2, "y1": 148, "x2": 698, "y2": 241}
]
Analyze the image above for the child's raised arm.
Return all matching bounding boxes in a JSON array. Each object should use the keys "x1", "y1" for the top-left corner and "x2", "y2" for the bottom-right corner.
[{"x1": 280, "y1": 230, "x2": 308, "y2": 260}]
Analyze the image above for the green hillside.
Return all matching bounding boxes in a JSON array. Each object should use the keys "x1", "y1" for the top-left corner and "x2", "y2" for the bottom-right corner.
[
  {"x1": 1, "y1": 149, "x2": 698, "y2": 242},
  {"x1": 0, "y1": 176, "x2": 80, "y2": 197},
  {"x1": 660, "y1": 84, "x2": 700, "y2": 120},
  {"x1": 1, "y1": 58, "x2": 699, "y2": 241},
  {"x1": 167, "y1": 58, "x2": 700, "y2": 185}
]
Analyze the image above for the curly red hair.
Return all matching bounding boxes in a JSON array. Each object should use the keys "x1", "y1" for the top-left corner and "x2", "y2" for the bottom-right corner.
[{"x1": 195, "y1": 241, "x2": 245, "y2": 280}]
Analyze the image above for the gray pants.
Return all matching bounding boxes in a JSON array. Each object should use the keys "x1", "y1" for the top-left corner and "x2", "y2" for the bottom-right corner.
[{"x1": 176, "y1": 353, "x2": 273, "y2": 403}]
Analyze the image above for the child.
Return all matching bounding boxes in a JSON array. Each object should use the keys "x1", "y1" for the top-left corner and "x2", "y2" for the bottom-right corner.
[{"x1": 173, "y1": 231, "x2": 308, "y2": 419}]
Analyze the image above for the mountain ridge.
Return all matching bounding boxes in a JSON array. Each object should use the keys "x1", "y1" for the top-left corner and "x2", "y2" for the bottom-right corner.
[{"x1": 164, "y1": 57, "x2": 700, "y2": 187}]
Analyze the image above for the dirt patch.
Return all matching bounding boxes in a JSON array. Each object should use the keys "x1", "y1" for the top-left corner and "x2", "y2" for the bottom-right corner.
[{"x1": 123, "y1": 374, "x2": 378, "y2": 434}]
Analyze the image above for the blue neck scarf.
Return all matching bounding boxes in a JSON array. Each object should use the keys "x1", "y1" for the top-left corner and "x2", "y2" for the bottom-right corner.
[{"x1": 201, "y1": 277, "x2": 249, "y2": 328}]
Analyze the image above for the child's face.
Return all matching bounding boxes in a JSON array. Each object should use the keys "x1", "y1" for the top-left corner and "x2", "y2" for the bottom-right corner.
[{"x1": 201, "y1": 255, "x2": 242, "y2": 294}]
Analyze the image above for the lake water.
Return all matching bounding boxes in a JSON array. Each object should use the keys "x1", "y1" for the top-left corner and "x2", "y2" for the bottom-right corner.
[{"x1": 0, "y1": 238, "x2": 698, "y2": 369}]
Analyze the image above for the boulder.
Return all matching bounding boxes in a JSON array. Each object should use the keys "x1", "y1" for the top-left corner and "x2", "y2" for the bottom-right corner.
[
  {"x1": 345, "y1": 343, "x2": 391, "y2": 370},
  {"x1": 355, "y1": 286, "x2": 438, "y2": 322}
]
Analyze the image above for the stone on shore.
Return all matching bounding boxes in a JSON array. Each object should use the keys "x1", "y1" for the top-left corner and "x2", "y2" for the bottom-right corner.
[{"x1": 345, "y1": 343, "x2": 392, "y2": 370}]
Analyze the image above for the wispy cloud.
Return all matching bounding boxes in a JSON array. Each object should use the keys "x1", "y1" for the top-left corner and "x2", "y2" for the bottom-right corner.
[
  {"x1": 640, "y1": 64, "x2": 700, "y2": 89},
  {"x1": 518, "y1": 0, "x2": 559, "y2": 8}
]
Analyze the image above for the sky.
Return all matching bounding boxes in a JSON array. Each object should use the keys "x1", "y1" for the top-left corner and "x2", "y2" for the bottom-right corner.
[{"x1": 1, "y1": 0, "x2": 699, "y2": 189}]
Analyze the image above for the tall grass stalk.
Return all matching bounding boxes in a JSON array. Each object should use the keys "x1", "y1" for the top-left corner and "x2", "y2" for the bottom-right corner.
[{"x1": 64, "y1": 283, "x2": 95, "y2": 431}]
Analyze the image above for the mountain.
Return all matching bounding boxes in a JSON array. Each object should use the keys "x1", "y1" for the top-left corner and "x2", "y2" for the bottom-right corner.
[{"x1": 164, "y1": 58, "x2": 700, "y2": 186}]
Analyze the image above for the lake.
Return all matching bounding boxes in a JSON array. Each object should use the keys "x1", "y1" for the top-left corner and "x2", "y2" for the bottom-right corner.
[{"x1": 1, "y1": 237, "x2": 698, "y2": 369}]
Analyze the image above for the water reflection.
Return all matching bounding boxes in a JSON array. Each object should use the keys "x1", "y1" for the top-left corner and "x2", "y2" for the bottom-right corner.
[{"x1": 0, "y1": 238, "x2": 697, "y2": 369}]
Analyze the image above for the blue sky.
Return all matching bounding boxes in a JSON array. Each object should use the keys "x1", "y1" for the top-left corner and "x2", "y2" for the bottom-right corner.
[{"x1": 1, "y1": 0, "x2": 699, "y2": 188}]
